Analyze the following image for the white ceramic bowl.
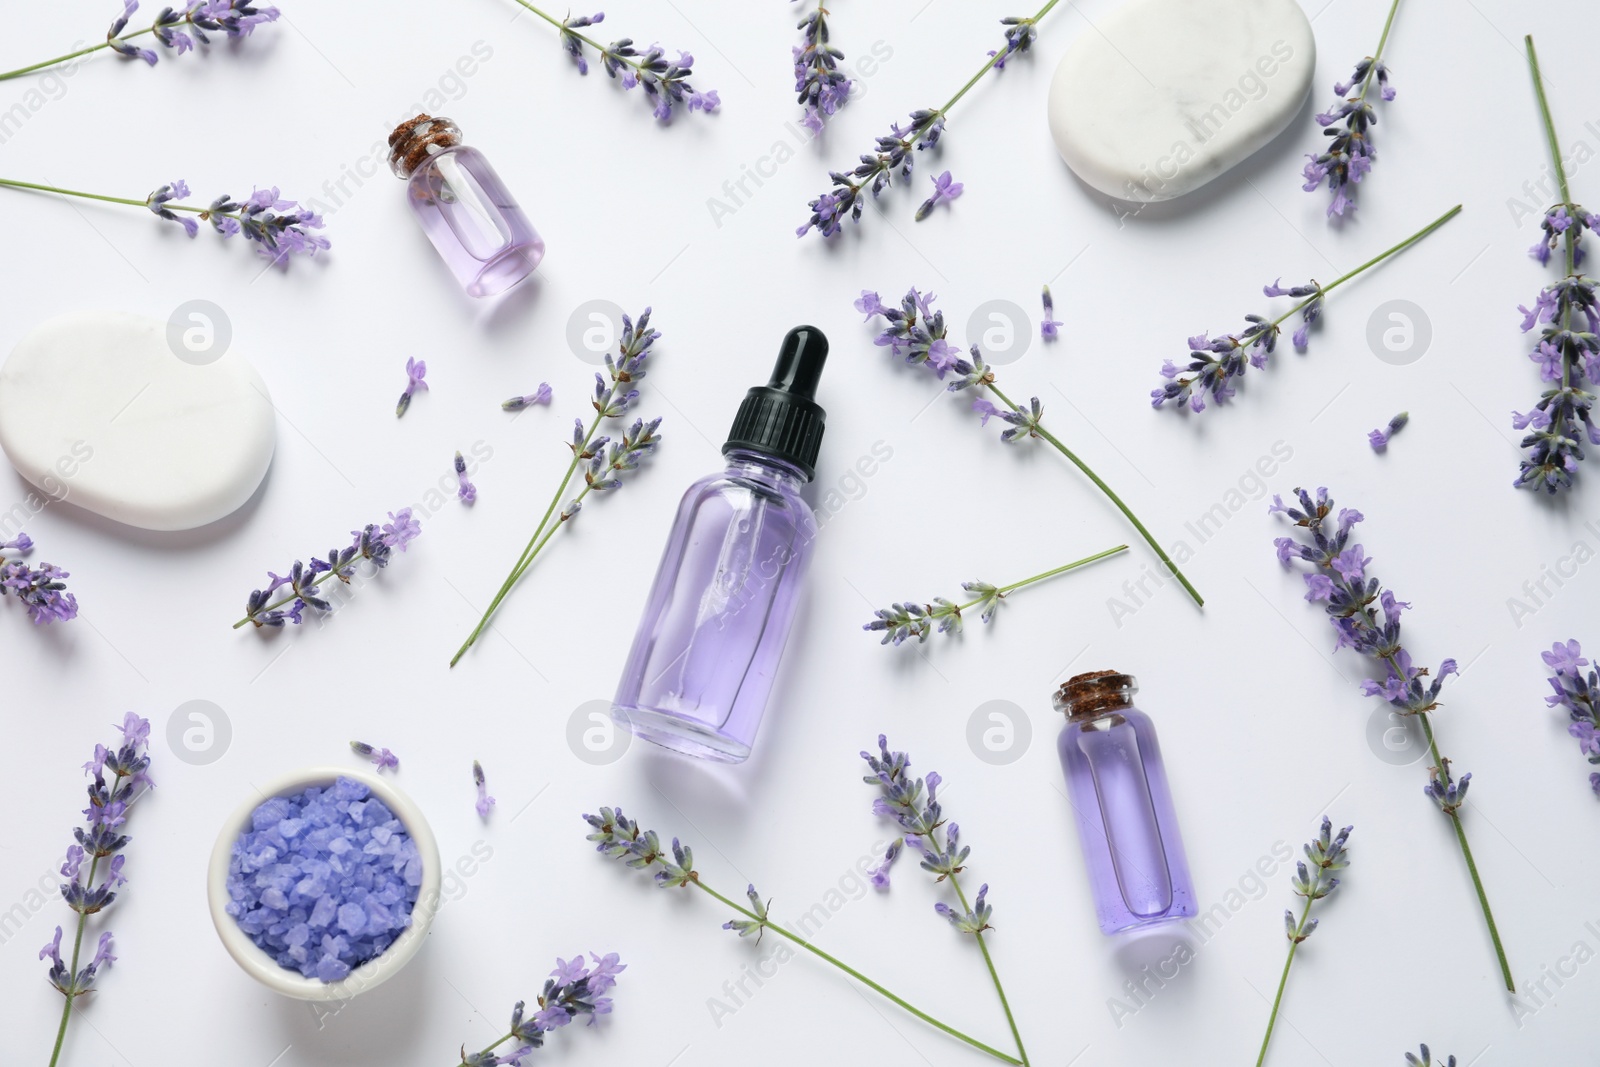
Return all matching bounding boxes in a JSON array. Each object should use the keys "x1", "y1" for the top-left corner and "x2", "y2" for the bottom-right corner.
[{"x1": 207, "y1": 765, "x2": 442, "y2": 1001}]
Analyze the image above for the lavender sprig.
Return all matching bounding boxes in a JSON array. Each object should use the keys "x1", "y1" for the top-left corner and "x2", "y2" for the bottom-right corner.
[
  {"x1": 798, "y1": 0, "x2": 1060, "y2": 238},
  {"x1": 350, "y1": 741, "x2": 399, "y2": 771},
  {"x1": 235, "y1": 509, "x2": 421, "y2": 629},
  {"x1": 452, "y1": 953, "x2": 624, "y2": 1067},
  {"x1": 1153, "y1": 206, "x2": 1460, "y2": 413},
  {"x1": 1540, "y1": 639, "x2": 1600, "y2": 795},
  {"x1": 453, "y1": 310, "x2": 664, "y2": 666},
  {"x1": 506, "y1": 5, "x2": 717, "y2": 122},
  {"x1": 1301, "y1": 0, "x2": 1402, "y2": 216},
  {"x1": 793, "y1": 0, "x2": 851, "y2": 132},
  {"x1": 1271, "y1": 487, "x2": 1513, "y2": 991},
  {"x1": 860, "y1": 287, "x2": 1203, "y2": 606},
  {"x1": 1513, "y1": 37, "x2": 1600, "y2": 494},
  {"x1": 397, "y1": 357, "x2": 428, "y2": 417},
  {"x1": 0, "y1": 178, "x2": 329, "y2": 266},
  {"x1": 44, "y1": 714, "x2": 152, "y2": 1067},
  {"x1": 1254, "y1": 818, "x2": 1352, "y2": 1067},
  {"x1": 1404, "y1": 1046, "x2": 1456, "y2": 1067},
  {"x1": 864, "y1": 546, "x2": 1126, "y2": 645},
  {"x1": 0, "y1": 0, "x2": 279, "y2": 82},
  {"x1": 1, "y1": 534, "x2": 77, "y2": 624},
  {"x1": 1369, "y1": 411, "x2": 1408, "y2": 452},
  {"x1": 861, "y1": 736, "x2": 1030, "y2": 1065},
  {"x1": 582, "y1": 805, "x2": 1025, "y2": 1065}
]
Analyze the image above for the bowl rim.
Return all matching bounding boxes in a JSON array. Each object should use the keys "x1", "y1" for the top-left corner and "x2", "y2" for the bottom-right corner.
[{"x1": 206, "y1": 764, "x2": 443, "y2": 1002}]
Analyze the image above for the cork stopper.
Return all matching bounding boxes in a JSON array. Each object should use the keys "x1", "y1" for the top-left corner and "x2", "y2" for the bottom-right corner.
[
  {"x1": 1055, "y1": 670, "x2": 1137, "y2": 719},
  {"x1": 388, "y1": 114, "x2": 462, "y2": 178}
]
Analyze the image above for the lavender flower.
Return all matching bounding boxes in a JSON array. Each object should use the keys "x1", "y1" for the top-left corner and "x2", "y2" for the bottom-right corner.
[
  {"x1": 1255, "y1": 817, "x2": 1352, "y2": 1066},
  {"x1": 518, "y1": 5, "x2": 715, "y2": 123},
  {"x1": 1302, "y1": 0, "x2": 1401, "y2": 216},
  {"x1": 1154, "y1": 207, "x2": 1459, "y2": 413},
  {"x1": 236, "y1": 509, "x2": 421, "y2": 629},
  {"x1": 1271, "y1": 487, "x2": 1513, "y2": 991},
  {"x1": 864, "y1": 547, "x2": 1126, "y2": 646},
  {"x1": 1369, "y1": 411, "x2": 1408, "y2": 451},
  {"x1": 1541, "y1": 639, "x2": 1600, "y2": 795},
  {"x1": 1040, "y1": 286, "x2": 1061, "y2": 341},
  {"x1": 454, "y1": 309, "x2": 664, "y2": 666},
  {"x1": 793, "y1": 0, "x2": 851, "y2": 132},
  {"x1": 0, "y1": 177, "x2": 327, "y2": 266},
  {"x1": 1, "y1": 534, "x2": 77, "y2": 624},
  {"x1": 455, "y1": 452, "x2": 477, "y2": 504},
  {"x1": 1405, "y1": 1046, "x2": 1456, "y2": 1067},
  {"x1": 1513, "y1": 40, "x2": 1600, "y2": 493},
  {"x1": 396, "y1": 357, "x2": 427, "y2": 417},
  {"x1": 44, "y1": 714, "x2": 152, "y2": 1067},
  {"x1": 1, "y1": 0, "x2": 279, "y2": 82},
  {"x1": 581, "y1": 799, "x2": 1030, "y2": 1063},
  {"x1": 860, "y1": 286, "x2": 1203, "y2": 606},
  {"x1": 799, "y1": 2, "x2": 1059, "y2": 238},
  {"x1": 350, "y1": 741, "x2": 399, "y2": 771},
  {"x1": 454, "y1": 953, "x2": 624, "y2": 1066},
  {"x1": 914, "y1": 171, "x2": 963, "y2": 222},
  {"x1": 502, "y1": 383, "x2": 553, "y2": 411},
  {"x1": 473, "y1": 760, "x2": 495, "y2": 819}
]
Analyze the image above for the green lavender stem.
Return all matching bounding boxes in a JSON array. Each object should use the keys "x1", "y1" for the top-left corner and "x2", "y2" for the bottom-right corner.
[
  {"x1": 0, "y1": 30, "x2": 156, "y2": 83},
  {"x1": 692, "y1": 877, "x2": 1023, "y2": 1065},
  {"x1": 1417, "y1": 712, "x2": 1515, "y2": 992},
  {"x1": 949, "y1": 873, "x2": 1030, "y2": 1067},
  {"x1": 449, "y1": 410, "x2": 606, "y2": 667},
  {"x1": 983, "y1": 381, "x2": 1203, "y2": 607},
  {"x1": 1254, "y1": 897, "x2": 1312, "y2": 1067}
]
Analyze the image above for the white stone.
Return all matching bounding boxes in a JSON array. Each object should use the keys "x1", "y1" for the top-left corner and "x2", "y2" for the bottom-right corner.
[
  {"x1": 1047, "y1": 0, "x2": 1316, "y2": 202},
  {"x1": 0, "y1": 310, "x2": 275, "y2": 531}
]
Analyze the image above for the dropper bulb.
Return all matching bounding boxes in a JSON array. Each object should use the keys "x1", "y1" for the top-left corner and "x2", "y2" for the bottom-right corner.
[{"x1": 768, "y1": 325, "x2": 828, "y2": 399}]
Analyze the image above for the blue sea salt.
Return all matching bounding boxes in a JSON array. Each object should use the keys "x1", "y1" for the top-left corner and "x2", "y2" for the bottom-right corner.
[{"x1": 224, "y1": 776, "x2": 422, "y2": 983}]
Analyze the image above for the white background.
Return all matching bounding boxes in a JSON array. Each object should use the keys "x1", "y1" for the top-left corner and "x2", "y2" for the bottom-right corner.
[{"x1": 1, "y1": 0, "x2": 1595, "y2": 1065}]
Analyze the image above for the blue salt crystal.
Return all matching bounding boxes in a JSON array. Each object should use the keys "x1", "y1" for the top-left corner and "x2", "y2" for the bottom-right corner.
[{"x1": 225, "y1": 776, "x2": 420, "y2": 982}]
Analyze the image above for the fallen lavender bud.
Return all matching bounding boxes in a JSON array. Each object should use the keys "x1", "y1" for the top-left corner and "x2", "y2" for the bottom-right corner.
[
  {"x1": 350, "y1": 741, "x2": 399, "y2": 771},
  {"x1": 454, "y1": 452, "x2": 477, "y2": 504},
  {"x1": 473, "y1": 760, "x2": 495, "y2": 819},
  {"x1": 396, "y1": 357, "x2": 427, "y2": 417},
  {"x1": 1369, "y1": 411, "x2": 1408, "y2": 451},
  {"x1": 502, "y1": 383, "x2": 553, "y2": 411}
]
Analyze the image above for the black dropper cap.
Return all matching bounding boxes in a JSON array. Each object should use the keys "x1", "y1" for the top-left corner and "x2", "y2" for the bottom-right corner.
[{"x1": 722, "y1": 326, "x2": 828, "y2": 481}]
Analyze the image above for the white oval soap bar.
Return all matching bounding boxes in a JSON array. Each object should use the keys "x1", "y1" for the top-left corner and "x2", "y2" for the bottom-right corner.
[
  {"x1": 0, "y1": 310, "x2": 275, "y2": 531},
  {"x1": 1048, "y1": 0, "x2": 1315, "y2": 202}
]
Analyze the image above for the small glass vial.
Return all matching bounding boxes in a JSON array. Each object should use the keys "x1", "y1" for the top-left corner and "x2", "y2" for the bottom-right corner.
[
  {"x1": 387, "y1": 114, "x2": 544, "y2": 298},
  {"x1": 612, "y1": 326, "x2": 829, "y2": 763},
  {"x1": 1055, "y1": 670, "x2": 1195, "y2": 934}
]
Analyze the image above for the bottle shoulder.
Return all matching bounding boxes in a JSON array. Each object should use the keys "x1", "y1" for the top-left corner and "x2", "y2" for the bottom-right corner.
[{"x1": 680, "y1": 465, "x2": 814, "y2": 519}]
